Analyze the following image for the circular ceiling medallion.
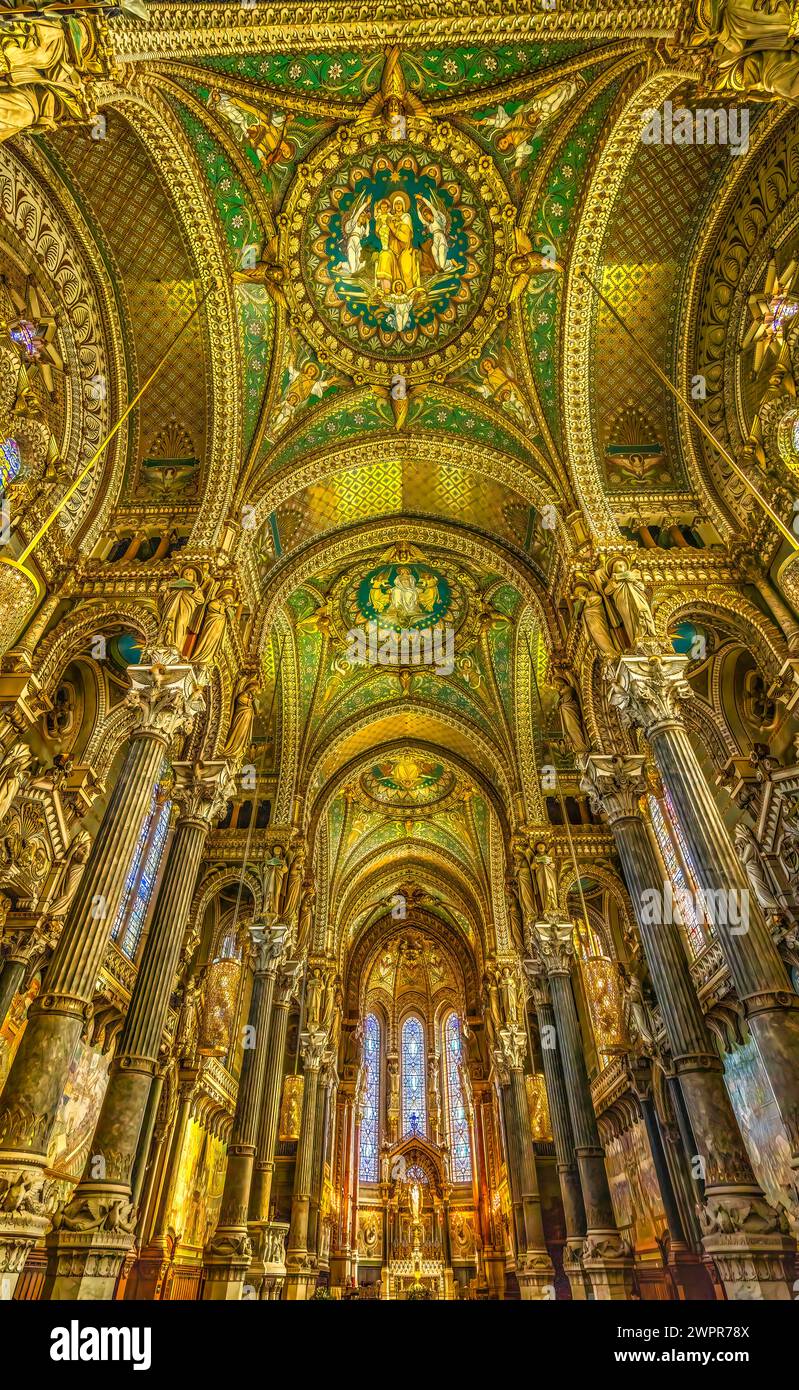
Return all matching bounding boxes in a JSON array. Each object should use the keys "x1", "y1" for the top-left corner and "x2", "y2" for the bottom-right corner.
[
  {"x1": 361, "y1": 753, "x2": 455, "y2": 808},
  {"x1": 280, "y1": 120, "x2": 514, "y2": 384},
  {"x1": 356, "y1": 559, "x2": 451, "y2": 633}
]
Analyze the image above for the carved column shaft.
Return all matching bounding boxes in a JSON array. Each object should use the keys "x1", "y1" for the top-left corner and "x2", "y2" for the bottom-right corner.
[
  {"x1": 531, "y1": 981, "x2": 587, "y2": 1245},
  {"x1": 0, "y1": 729, "x2": 171, "y2": 1164},
  {"x1": 606, "y1": 797, "x2": 764, "y2": 1198},
  {"x1": 249, "y1": 980, "x2": 293, "y2": 1224},
  {"x1": 286, "y1": 1032, "x2": 325, "y2": 1273}
]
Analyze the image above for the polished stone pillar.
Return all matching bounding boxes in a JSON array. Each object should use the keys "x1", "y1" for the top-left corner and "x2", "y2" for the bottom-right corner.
[
  {"x1": 329, "y1": 1089, "x2": 356, "y2": 1289},
  {"x1": 246, "y1": 964, "x2": 298, "y2": 1289},
  {"x1": 42, "y1": 759, "x2": 232, "y2": 1299},
  {"x1": 0, "y1": 919, "x2": 57, "y2": 1026},
  {"x1": 531, "y1": 921, "x2": 634, "y2": 1300},
  {"x1": 203, "y1": 927, "x2": 291, "y2": 1300},
  {"x1": 125, "y1": 1065, "x2": 198, "y2": 1301},
  {"x1": 525, "y1": 968, "x2": 588, "y2": 1299},
  {"x1": 606, "y1": 652, "x2": 799, "y2": 1190},
  {"x1": 0, "y1": 660, "x2": 204, "y2": 1298},
  {"x1": 493, "y1": 1025, "x2": 554, "y2": 1299},
  {"x1": 285, "y1": 1028, "x2": 326, "y2": 1299},
  {"x1": 581, "y1": 750, "x2": 796, "y2": 1299},
  {"x1": 307, "y1": 1059, "x2": 331, "y2": 1261},
  {"x1": 494, "y1": 1063, "x2": 524, "y2": 1264}
]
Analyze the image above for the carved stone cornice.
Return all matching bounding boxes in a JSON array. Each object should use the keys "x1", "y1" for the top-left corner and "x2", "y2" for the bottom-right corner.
[
  {"x1": 171, "y1": 759, "x2": 235, "y2": 826},
  {"x1": 109, "y1": 3, "x2": 690, "y2": 64},
  {"x1": 605, "y1": 652, "x2": 692, "y2": 736},
  {"x1": 579, "y1": 753, "x2": 648, "y2": 824},
  {"x1": 125, "y1": 661, "x2": 207, "y2": 740}
]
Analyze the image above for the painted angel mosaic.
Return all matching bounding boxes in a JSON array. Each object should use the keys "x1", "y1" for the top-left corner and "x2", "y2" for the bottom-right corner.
[{"x1": 313, "y1": 152, "x2": 481, "y2": 350}]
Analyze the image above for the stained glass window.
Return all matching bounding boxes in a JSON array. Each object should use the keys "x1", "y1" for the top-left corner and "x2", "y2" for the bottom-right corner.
[
  {"x1": 359, "y1": 1012, "x2": 380, "y2": 1182},
  {"x1": 118, "y1": 800, "x2": 170, "y2": 959},
  {"x1": 0, "y1": 437, "x2": 21, "y2": 490},
  {"x1": 648, "y1": 792, "x2": 705, "y2": 957},
  {"x1": 112, "y1": 780, "x2": 171, "y2": 960},
  {"x1": 443, "y1": 1013, "x2": 472, "y2": 1182},
  {"x1": 401, "y1": 1014, "x2": 426, "y2": 1137}
]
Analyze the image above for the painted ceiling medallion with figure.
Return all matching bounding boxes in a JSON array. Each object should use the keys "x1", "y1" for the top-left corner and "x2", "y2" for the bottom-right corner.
[
  {"x1": 357, "y1": 556, "x2": 451, "y2": 632},
  {"x1": 362, "y1": 754, "x2": 454, "y2": 808},
  {"x1": 281, "y1": 121, "x2": 513, "y2": 384}
]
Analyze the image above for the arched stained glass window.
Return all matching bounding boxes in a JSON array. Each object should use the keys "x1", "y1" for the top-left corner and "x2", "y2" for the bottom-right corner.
[
  {"x1": 444, "y1": 1013, "x2": 472, "y2": 1182},
  {"x1": 111, "y1": 774, "x2": 171, "y2": 960},
  {"x1": 401, "y1": 1015, "x2": 426, "y2": 1137},
  {"x1": 359, "y1": 1013, "x2": 380, "y2": 1182},
  {"x1": 647, "y1": 792, "x2": 705, "y2": 957}
]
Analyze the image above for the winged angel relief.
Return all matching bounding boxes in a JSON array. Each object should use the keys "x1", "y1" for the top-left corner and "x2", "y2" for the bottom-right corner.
[{"x1": 313, "y1": 155, "x2": 482, "y2": 350}]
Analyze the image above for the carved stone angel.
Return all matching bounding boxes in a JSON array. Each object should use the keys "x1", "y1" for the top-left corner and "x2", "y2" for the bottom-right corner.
[
  {"x1": 530, "y1": 841, "x2": 560, "y2": 920},
  {"x1": 734, "y1": 824, "x2": 781, "y2": 915},
  {"x1": 47, "y1": 827, "x2": 91, "y2": 917},
  {"x1": 690, "y1": 0, "x2": 799, "y2": 103},
  {"x1": 603, "y1": 558, "x2": 658, "y2": 648},
  {"x1": 0, "y1": 741, "x2": 33, "y2": 823}
]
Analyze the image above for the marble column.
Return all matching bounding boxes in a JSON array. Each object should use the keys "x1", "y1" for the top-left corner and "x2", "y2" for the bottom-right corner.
[
  {"x1": 607, "y1": 658, "x2": 799, "y2": 1216},
  {"x1": 531, "y1": 920, "x2": 634, "y2": 1300},
  {"x1": 581, "y1": 750, "x2": 796, "y2": 1299},
  {"x1": 330, "y1": 1090, "x2": 355, "y2": 1289},
  {"x1": 42, "y1": 759, "x2": 232, "y2": 1299},
  {"x1": 307, "y1": 1057, "x2": 331, "y2": 1261},
  {"x1": 285, "y1": 1028, "x2": 326, "y2": 1299},
  {"x1": 126, "y1": 1065, "x2": 198, "y2": 1301},
  {"x1": 0, "y1": 659, "x2": 204, "y2": 1299},
  {"x1": 739, "y1": 559, "x2": 799, "y2": 653},
  {"x1": 202, "y1": 926, "x2": 292, "y2": 1300},
  {"x1": 0, "y1": 919, "x2": 57, "y2": 1026},
  {"x1": 493, "y1": 1025, "x2": 554, "y2": 1299},
  {"x1": 494, "y1": 1064, "x2": 524, "y2": 1264},
  {"x1": 525, "y1": 968, "x2": 588, "y2": 1299},
  {"x1": 247, "y1": 963, "x2": 299, "y2": 1290}
]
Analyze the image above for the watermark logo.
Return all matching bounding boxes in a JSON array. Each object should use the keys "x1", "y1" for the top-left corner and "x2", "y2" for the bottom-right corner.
[
  {"x1": 640, "y1": 880, "x2": 749, "y2": 934},
  {"x1": 641, "y1": 100, "x2": 749, "y2": 156},
  {"x1": 345, "y1": 620, "x2": 455, "y2": 677},
  {"x1": 50, "y1": 1321, "x2": 151, "y2": 1371}
]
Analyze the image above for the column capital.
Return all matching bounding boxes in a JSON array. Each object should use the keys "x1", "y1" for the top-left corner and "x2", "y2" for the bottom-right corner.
[
  {"x1": 579, "y1": 753, "x2": 647, "y2": 824},
  {"x1": 605, "y1": 652, "x2": 692, "y2": 736},
  {"x1": 171, "y1": 759, "x2": 236, "y2": 824},
  {"x1": 300, "y1": 1028, "x2": 328, "y2": 1071},
  {"x1": 529, "y1": 920, "x2": 575, "y2": 976},
  {"x1": 126, "y1": 661, "x2": 207, "y2": 741},
  {"x1": 275, "y1": 959, "x2": 303, "y2": 1005},
  {"x1": 521, "y1": 959, "x2": 551, "y2": 1010},
  {"x1": 495, "y1": 1024, "x2": 527, "y2": 1073},
  {"x1": 248, "y1": 922, "x2": 292, "y2": 975}
]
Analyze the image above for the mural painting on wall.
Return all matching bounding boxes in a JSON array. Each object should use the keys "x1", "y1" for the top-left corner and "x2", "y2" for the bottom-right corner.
[
  {"x1": 48, "y1": 1039, "x2": 111, "y2": 1181},
  {"x1": 604, "y1": 1119, "x2": 666, "y2": 1250},
  {"x1": 167, "y1": 1117, "x2": 228, "y2": 1250},
  {"x1": 0, "y1": 978, "x2": 39, "y2": 1091},
  {"x1": 723, "y1": 1036, "x2": 797, "y2": 1225}
]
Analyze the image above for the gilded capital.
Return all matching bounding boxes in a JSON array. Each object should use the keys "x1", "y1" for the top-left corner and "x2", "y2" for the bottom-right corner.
[
  {"x1": 605, "y1": 652, "x2": 692, "y2": 736},
  {"x1": 300, "y1": 1028, "x2": 328, "y2": 1071},
  {"x1": 579, "y1": 753, "x2": 647, "y2": 824},
  {"x1": 171, "y1": 759, "x2": 235, "y2": 825},
  {"x1": 126, "y1": 661, "x2": 207, "y2": 741},
  {"x1": 530, "y1": 920, "x2": 574, "y2": 976},
  {"x1": 496, "y1": 1023, "x2": 527, "y2": 1072}
]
